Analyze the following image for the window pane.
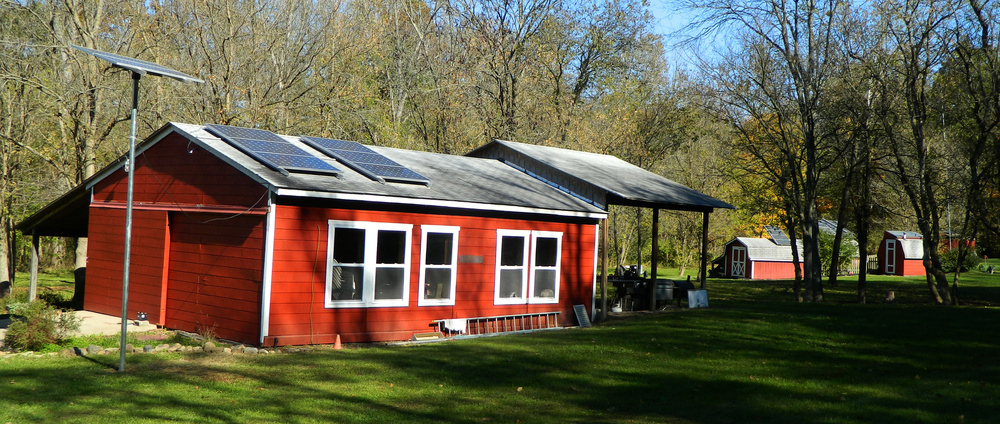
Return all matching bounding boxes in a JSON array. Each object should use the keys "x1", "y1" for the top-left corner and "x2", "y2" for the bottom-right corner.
[
  {"x1": 533, "y1": 269, "x2": 556, "y2": 298},
  {"x1": 374, "y1": 267, "x2": 404, "y2": 300},
  {"x1": 425, "y1": 233, "x2": 453, "y2": 265},
  {"x1": 330, "y1": 265, "x2": 364, "y2": 300},
  {"x1": 376, "y1": 230, "x2": 407, "y2": 264},
  {"x1": 500, "y1": 236, "x2": 525, "y2": 266},
  {"x1": 534, "y1": 237, "x2": 558, "y2": 267},
  {"x1": 333, "y1": 228, "x2": 365, "y2": 263},
  {"x1": 423, "y1": 268, "x2": 452, "y2": 299},
  {"x1": 499, "y1": 269, "x2": 523, "y2": 298}
]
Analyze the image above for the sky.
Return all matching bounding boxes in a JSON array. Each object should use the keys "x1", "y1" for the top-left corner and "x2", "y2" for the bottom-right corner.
[{"x1": 647, "y1": 1, "x2": 730, "y2": 72}]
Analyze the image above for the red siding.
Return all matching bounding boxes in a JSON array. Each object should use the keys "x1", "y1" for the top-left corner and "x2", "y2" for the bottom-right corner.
[
  {"x1": 265, "y1": 204, "x2": 598, "y2": 345},
  {"x1": 898, "y1": 259, "x2": 925, "y2": 276},
  {"x1": 92, "y1": 132, "x2": 267, "y2": 207},
  {"x1": 85, "y1": 132, "x2": 267, "y2": 344},
  {"x1": 85, "y1": 207, "x2": 168, "y2": 324},
  {"x1": 749, "y1": 261, "x2": 801, "y2": 280},
  {"x1": 164, "y1": 213, "x2": 264, "y2": 344}
]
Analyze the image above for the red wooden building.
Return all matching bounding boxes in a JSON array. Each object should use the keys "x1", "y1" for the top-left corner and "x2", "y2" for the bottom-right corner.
[
  {"x1": 18, "y1": 123, "x2": 732, "y2": 346},
  {"x1": 877, "y1": 231, "x2": 924, "y2": 276},
  {"x1": 722, "y1": 237, "x2": 803, "y2": 279}
]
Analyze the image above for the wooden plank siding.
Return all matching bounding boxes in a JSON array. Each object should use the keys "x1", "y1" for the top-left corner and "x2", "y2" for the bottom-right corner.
[
  {"x1": 92, "y1": 132, "x2": 268, "y2": 208},
  {"x1": 85, "y1": 132, "x2": 268, "y2": 344},
  {"x1": 265, "y1": 204, "x2": 598, "y2": 345},
  {"x1": 84, "y1": 207, "x2": 168, "y2": 323},
  {"x1": 748, "y1": 261, "x2": 801, "y2": 280},
  {"x1": 164, "y1": 213, "x2": 264, "y2": 344}
]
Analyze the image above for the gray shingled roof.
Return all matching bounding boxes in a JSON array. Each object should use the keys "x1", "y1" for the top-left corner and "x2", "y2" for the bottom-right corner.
[
  {"x1": 467, "y1": 139, "x2": 734, "y2": 212},
  {"x1": 887, "y1": 231, "x2": 922, "y2": 239},
  {"x1": 168, "y1": 124, "x2": 604, "y2": 217},
  {"x1": 730, "y1": 237, "x2": 804, "y2": 262},
  {"x1": 18, "y1": 123, "x2": 610, "y2": 237}
]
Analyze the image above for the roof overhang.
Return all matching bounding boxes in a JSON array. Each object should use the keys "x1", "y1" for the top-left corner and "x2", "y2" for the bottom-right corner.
[
  {"x1": 467, "y1": 139, "x2": 735, "y2": 214},
  {"x1": 15, "y1": 183, "x2": 91, "y2": 238}
]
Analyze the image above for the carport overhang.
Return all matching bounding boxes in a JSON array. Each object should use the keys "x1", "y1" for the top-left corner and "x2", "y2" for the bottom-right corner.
[
  {"x1": 14, "y1": 183, "x2": 91, "y2": 302},
  {"x1": 16, "y1": 183, "x2": 91, "y2": 238},
  {"x1": 467, "y1": 139, "x2": 736, "y2": 321}
]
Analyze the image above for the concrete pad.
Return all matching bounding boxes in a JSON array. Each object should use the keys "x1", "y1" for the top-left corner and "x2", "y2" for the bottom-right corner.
[
  {"x1": 73, "y1": 310, "x2": 126, "y2": 336},
  {"x1": 0, "y1": 310, "x2": 156, "y2": 342}
]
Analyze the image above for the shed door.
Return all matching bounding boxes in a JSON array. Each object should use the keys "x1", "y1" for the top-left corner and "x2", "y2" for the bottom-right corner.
[
  {"x1": 885, "y1": 240, "x2": 896, "y2": 274},
  {"x1": 731, "y1": 247, "x2": 747, "y2": 278}
]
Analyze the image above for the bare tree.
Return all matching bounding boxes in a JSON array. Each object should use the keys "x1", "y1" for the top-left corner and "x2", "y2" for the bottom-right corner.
[
  {"x1": 685, "y1": 0, "x2": 848, "y2": 301},
  {"x1": 869, "y1": 0, "x2": 959, "y2": 303}
]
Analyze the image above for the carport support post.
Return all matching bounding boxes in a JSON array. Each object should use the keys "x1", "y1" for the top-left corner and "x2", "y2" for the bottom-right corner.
[
  {"x1": 648, "y1": 208, "x2": 659, "y2": 310},
  {"x1": 28, "y1": 230, "x2": 39, "y2": 301},
  {"x1": 600, "y1": 219, "x2": 608, "y2": 322},
  {"x1": 700, "y1": 211, "x2": 709, "y2": 290}
]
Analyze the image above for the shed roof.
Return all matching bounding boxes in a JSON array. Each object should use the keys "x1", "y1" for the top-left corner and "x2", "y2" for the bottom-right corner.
[
  {"x1": 897, "y1": 239, "x2": 924, "y2": 259},
  {"x1": 730, "y1": 237, "x2": 803, "y2": 262},
  {"x1": 818, "y1": 219, "x2": 853, "y2": 236},
  {"x1": 886, "y1": 231, "x2": 922, "y2": 239},
  {"x1": 466, "y1": 139, "x2": 735, "y2": 212}
]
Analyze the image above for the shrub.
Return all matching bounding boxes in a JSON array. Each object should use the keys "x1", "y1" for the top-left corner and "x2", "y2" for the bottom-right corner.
[
  {"x1": 3, "y1": 301, "x2": 80, "y2": 352},
  {"x1": 819, "y1": 231, "x2": 858, "y2": 275},
  {"x1": 37, "y1": 290, "x2": 67, "y2": 307},
  {"x1": 940, "y1": 248, "x2": 982, "y2": 273}
]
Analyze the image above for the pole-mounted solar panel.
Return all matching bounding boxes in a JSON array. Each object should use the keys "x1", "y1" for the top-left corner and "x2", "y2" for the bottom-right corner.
[
  {"x1": 72, "y1": 45, "x2": 202, "y2": 372},
  {"x1": 71, "y1": 45, "x2": 204, "y2": 83}
]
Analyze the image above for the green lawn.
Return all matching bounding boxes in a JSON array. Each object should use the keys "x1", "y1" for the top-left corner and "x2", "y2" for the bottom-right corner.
[{"x1": 1, "y1": 266, "x2": 999, "y2": 423}]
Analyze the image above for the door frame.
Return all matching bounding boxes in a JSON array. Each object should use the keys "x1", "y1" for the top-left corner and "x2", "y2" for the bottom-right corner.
[
  {"x1": 885, "y1": 239, "x2": 896, "y2": 275},
  {"x1": 731, "y1": 246, "x2": 747, "y2": 278}
]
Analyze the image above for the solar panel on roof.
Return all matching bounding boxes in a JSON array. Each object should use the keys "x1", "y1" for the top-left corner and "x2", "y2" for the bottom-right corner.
[
  {"x1": 764, "y1": 225, "x2": 791, "y2": 246},
  {"x1": 71, "y1": 45, "x2": 203, "y2": 83},
  {"x1": 205, "y1": 124, "x2": 341, "y2": 177},
  {"x1": 300, "y1": 136, "x2": 429, "y2": 185}
]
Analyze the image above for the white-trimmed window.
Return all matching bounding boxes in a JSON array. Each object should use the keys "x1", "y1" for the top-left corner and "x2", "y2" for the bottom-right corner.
[
  {"x1": 494, "y1": 230, "x2": 562, "y2": 305},
  {"x1": 326, "y1": 220, "x2": 412, "y2": 308},
  {"x1": 418, "y1": 225, "x2": 460, "y2": 306},
  {"x1": 529, "y1": 231, "x2": 562, "y2": 304}
]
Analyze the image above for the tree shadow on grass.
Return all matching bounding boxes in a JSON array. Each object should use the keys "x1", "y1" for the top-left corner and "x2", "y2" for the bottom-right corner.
[{"x1": 0, "y1": 302, "x2": 998, "y2": 423}]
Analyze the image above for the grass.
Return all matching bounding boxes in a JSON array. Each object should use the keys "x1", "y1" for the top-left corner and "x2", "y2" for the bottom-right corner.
[{"x1": 1, "y1": 265, "x2": 999, "y2": 423}]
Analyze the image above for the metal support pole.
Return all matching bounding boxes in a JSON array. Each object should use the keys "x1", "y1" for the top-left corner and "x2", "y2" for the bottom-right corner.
[
  {"x1": 649, "y1": 208, "x2": 659, "y2": 310},
  {"x1": 119, "y1": 72, "x2": 141, "y2": 373}
]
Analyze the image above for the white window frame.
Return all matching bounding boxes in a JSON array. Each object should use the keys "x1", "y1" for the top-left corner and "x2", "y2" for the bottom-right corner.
[
  {"x1": 494, "y1": 229, "x2": 531, "y2": 304},
  {"x1": 325, "y1": 220, "x2": 412, "y2": 308},
  {"x1": 418, "y1": 225, "x2": 460, "y2": 306},
  {"x1": 494, "y1": 229, "x2": 563, "y2": 305},
  {"x1": 528, "y1": 231, "x2": 562, "y2": 304}
]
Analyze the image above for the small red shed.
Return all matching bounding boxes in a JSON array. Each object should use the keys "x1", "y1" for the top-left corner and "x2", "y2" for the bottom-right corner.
[
  {"x1": 877, "y1": 231, "x2": 924, "y2": 276},
  {"x1": 722, "y1": 237, "x2": 803, "y2": 279},
  {"x1": 18, "y1": 122, "x2": 732, "y2": 346}
]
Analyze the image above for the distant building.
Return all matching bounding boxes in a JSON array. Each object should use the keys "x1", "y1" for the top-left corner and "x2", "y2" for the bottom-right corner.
[
  {"x1": 877, "y1": 231, "x2": 924, "y2": 276},
  {"x1": 722, "y1": 222, "x2": 859, "y2": 280}
]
